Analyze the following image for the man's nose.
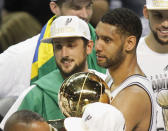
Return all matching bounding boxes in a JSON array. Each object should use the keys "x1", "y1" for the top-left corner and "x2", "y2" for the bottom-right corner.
[
  {"x1": 61, "y1": 46, "x2": 69, "y2": 57},
  {"x1": 162, "y1": 19, "x2": 168, "y2": 28},
  {"x1": 95, "y1": 39, "x2": 103, "y2": 51}
]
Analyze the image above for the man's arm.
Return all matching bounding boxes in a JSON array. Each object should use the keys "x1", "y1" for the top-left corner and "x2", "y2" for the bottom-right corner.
[{"x1": 111, "y1": 85, "x2": 152, "y2": 131}]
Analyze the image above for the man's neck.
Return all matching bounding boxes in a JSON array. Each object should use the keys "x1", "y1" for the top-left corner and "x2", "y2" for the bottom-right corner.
[{"x1": 109, "y1": 57, "x2": 144, "y2": 91}]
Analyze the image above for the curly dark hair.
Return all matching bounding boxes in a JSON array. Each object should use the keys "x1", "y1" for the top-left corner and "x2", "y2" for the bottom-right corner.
[{"x1": 101, "y1": 8, "x2": 142, "y2": 45}]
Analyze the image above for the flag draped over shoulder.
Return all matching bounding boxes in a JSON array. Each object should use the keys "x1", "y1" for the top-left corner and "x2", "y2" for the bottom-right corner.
[{"x1": 30, "y1": 16, "x2": 106, "y2": 83}]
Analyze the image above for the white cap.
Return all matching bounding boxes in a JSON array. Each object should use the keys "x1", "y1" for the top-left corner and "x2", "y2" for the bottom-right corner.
[
  {"x1": 64, "y1": 102, "x2": 126, "y2": 131},
  {"x1": 41, "y1": 16, "x2": 91, "y2": 43},
  {"x1": 146, "y1": 0, "x2": 168, "y2": 10}
]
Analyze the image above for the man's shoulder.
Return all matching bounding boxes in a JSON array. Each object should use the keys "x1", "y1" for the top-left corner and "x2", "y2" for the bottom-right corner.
[
  {"x1": 111, "y1": 75, "x2": 152, "y2": 98},
  {"x1": 34, "y1": 70, "x2": 61, "y2": 83},
  {"x1": 23, "y1": 85, "x2": 40, "y2": 97},
  {"x1": 2, "y1": 34, "x2": 40, "y2": 55}
]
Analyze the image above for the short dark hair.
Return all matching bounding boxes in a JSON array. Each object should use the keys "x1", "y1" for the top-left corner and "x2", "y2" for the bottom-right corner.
[
  {"x1": 4, "y1": 110, "x2": 45, "y2": 131},
  {"x1": 10, "y1": 110, "x2": 45, "y2": 123},
  {"x1": 51, "y1": 0, "x2": 94, "y2": 7},
  {"x1": 81, "y1": 37, "x2": 89, "y2": 46},
  {"x1": 101, "y1": 8, "x2": 142, "y2": 44},
  {"x1": 50, "y1": 0, "x2": 65, "y2": 7}
]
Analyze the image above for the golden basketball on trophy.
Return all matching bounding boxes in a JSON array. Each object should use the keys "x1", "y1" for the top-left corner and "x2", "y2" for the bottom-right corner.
[
  {"x1": 157, "y1": 90, "x2": 168, "y2": 131},
  {"x1": 58, "y1": 72, "x2": 110, "y2": 117}
]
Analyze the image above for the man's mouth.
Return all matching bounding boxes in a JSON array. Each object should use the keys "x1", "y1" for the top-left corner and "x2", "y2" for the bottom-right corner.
[
  {"x1": 158, "y1": 29, "x2": 168, "y2": 36},
  {"x1": 96, "y1": 55, "x2": 106, "y2": 61},
  {"x1": 161, "y1": 30, "x2": 168, "y2": 34},
  {"x1": 61, "y1": 59, "x2": 73, "y2": 67}
]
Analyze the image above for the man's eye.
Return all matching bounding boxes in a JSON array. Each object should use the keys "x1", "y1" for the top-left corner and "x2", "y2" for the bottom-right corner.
[
  {"x1": 55, "y1": 45, "x2": 62, "y2": 50},
  {"x1": 105, "y1": 39, "x2": 110, "y2": 43},
  {"x1": 104, "y1": 38, "x2": 111, "y2": 43},
  {"x1": 153, "y1": 13, "x2": 162, "y2": 19},
  {"x1": 68, "y1": 43, "x2": 75, "y2": 48},
  {"x1": 96, "y1": 35, "x2": 99, "y2": 40},
  {"x1": 71, "y1": 6, "x2": 81, "y2": 10}
]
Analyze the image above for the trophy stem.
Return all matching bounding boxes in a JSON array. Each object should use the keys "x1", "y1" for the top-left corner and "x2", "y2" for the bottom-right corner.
[{"x1": 163, "y1": 109, "x2": 168, "y2": 131}]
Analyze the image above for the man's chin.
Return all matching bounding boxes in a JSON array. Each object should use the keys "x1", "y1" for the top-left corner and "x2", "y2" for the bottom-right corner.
[
  {"x1": 62, "y1": 69, "x2": 73, "y2": 75},
  {"x1": 156, "y1": 37, "x2": 168, "y2": 45},
  {"x1": 60, "y1": 71, "x2": 73, "y2": 78},
  {"x1": 60, "y1": 68, "x2": 77, "y2": 78},
  {"x1": 97, "y1": 62, "x2": 108, "y2": 68},
  {"x1": 153, "y1": 31, "x2": 168, "y2": 45}
]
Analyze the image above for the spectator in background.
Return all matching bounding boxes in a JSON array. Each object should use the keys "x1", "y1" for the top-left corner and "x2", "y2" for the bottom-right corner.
[
  {"x1": 0, "y1": 0, "x2": 4, "y2": 53},
  {"x1": 122, "y1": 0, "x2": 145, "y2": 17},
  {"x1": 0, "y1": 11, "x2": 42, "y2": 52},
  {"x1": 90, "y1": 0, "x2": 109, "y2": 27},
  {"x1": 4, "y1": 0, "x2": 53, "y2": 26},
  {"x1": 0, "y1": 0, "x2": 3, "y2": 25},
  {"x1": 136, "y1": 0, "x2": 168, "y2": 130},
  {"x1": 109, "y1": 0, "x2": 145, "y2": 16}
]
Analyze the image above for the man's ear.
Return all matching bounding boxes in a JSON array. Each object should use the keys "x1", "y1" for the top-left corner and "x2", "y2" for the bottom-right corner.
[
  {"x1": 86, "y1": 40, "x2": 94, "y2": 55},
  {"x1": 143, "y1": 5, "x2": 149, "y2": 19},
  {"x1": 49, "y1": 2, "x2": 61, "y2": 16},
  {"x1": 124, "y1": 36, "x2": 136, "y2": 52}
]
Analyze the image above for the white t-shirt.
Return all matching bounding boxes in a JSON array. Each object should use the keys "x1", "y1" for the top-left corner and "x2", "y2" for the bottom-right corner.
[
  {"x1": 137, "y1": 36, "x2": 168, "y2": 130},
  {"x1": 0, "y1": 34, "x2": 39, "y2": 98}
]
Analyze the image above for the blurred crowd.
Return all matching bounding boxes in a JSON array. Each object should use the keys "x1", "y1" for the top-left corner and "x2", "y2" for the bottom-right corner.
[{"x1": 0, "y1": 0, "x2": 149, "y2": 53}]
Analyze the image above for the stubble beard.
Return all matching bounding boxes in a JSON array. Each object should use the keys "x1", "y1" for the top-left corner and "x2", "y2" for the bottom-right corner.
[
  {"x1": 97, "y1": 46, "x2": 124, "y2": 69},
  {"x1": 56, "y1": 57, "x2": 87, "y2": 79},
  {"x1": 150, "y1": 22, "x2": 168, "y2": 45}
]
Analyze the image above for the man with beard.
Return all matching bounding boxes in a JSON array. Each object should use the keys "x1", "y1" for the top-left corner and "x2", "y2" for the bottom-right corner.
[
  {"x1": 0, "y1": 0, "x2": 106, "y2": 126},
  {"x1": 0, "y1": 16, "x2": 106, "y2": 129},
  {"x1": 95, "y1": 8, "x2": 156, "y2": 130},
  {"x1": 136, "y1": 0, "x2": 168, "y2": 130},
  {"x1": 0, "y1": 0, "x2": 106, "y2": 100}
]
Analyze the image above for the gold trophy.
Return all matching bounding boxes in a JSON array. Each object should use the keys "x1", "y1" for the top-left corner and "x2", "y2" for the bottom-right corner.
[
  {"x1": 157, "y1": 90, "x2": 168, "y2": 131},
  {"x1": 58, "y1": 72, "x2": 110, "y2": 117},
  {"x1": 48, "y1": 72, "x2": 110, "y2": 130}
]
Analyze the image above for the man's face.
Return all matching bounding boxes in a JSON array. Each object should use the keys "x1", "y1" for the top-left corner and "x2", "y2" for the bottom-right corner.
[
  {"x1": 59, "y1": 0, "x2": 93, "y2": 23},
  {"x1": 53, "y1": 37, "x2": 88, "y2": 78},
  {"x1": 148, "y1": 10, "x2": 168, "y2": 45},
  {"x1": 95, "y1": 22, "x2": 125, "y2": 69}
]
